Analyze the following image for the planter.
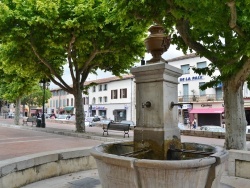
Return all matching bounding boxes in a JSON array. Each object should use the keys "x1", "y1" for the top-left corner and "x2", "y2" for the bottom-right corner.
[{"x1": 193, "y1": 96, "x2": 197, "y2": 101}]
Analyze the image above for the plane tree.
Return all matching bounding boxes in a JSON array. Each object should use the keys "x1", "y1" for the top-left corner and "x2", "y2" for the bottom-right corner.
[
  {"x1": 0, "y1": 0, "x2": 148, "y2": 132},
  {"x1": 21, "y1": 85, "x2": 52, "y2": 116},
  {"x1": 109, "y1": 0, "x2": 250, "y2": 150},
  {"x1": 0, "y1": 69, "x2": 40, "y2": 125}
]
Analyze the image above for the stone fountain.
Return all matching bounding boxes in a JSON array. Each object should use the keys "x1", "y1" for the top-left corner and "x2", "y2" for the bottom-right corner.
[{"x1": 91, "y1": 25, "x2": 228, "y2": 188}]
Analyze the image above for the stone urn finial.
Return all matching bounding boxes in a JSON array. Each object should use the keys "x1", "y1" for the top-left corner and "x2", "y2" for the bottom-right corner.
[{"x1": 144, "y1": 25, "x2": 171, "y2": 63}]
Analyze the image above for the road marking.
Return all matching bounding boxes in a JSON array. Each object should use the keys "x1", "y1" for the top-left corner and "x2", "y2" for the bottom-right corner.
[{"x1": 0, "y1": 138, "x2": 62, "y2": 145}]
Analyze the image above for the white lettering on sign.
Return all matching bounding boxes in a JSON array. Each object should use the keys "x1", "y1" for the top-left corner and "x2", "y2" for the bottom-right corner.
[{"x1": 179, "y1": 75, "x2": 203, "y2": 82}]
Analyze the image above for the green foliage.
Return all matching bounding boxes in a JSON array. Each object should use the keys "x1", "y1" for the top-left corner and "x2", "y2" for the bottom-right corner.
[
  {"x1": 0, "y1": 0, "x2": 147, "y2": 92},
  {"x1": 0, "y1": 68, "x2": 38, "y2": 102},
  {"x1": 109, "y1": 0, "x2": 250, "y2": 89},
  {"x1": 21, "y1": 85, "x2": 52, "y2": 107},
  {"x1": 0, "y1": 0, "x2": 148, "y2": 131}
]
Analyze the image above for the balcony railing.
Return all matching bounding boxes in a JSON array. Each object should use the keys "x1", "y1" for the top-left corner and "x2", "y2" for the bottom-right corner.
[{"x1": 178, "y1": 94, "x2": 223, "y2": 103}]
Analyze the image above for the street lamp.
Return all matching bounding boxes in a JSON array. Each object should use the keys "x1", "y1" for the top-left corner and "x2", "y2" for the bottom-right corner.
[{"x1": 39, "y1": 79, "x2": 50, "y2": 128}]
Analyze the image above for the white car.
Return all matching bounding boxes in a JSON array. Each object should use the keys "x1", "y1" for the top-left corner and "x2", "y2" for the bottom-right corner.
[
  {"x1": 91, "y1": 119, "x2": 113, "y2": 127},
  {"x1": 200, "y1": 125, "x2": 225, "y2": 133},
  {"x1": 120, "y1": 120, "x2": 136, "y2": 129},
  {"x1": 57, "y1": 114, "x2": 70, "y2": 120},
  {"x1": 178, "y1": 123, "x2": 185, "y2": 130},
  {"x1": 246, "y1": 126, "x2": 250, "y2": 134}
]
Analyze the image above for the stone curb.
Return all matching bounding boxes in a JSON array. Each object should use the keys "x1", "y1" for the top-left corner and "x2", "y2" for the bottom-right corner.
[{"x1": 0, "y1": 123, "x2": 132, "y2": 143}]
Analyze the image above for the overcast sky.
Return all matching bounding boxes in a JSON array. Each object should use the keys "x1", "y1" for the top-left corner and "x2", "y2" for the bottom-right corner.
[{"x1": 50, "y1": 44, "x2": 185, "y2": 89}]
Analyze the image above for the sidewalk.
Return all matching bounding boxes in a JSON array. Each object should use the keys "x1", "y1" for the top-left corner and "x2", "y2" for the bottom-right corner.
[{"x1": 1, "y1": 118, "x2": 250, "y2": 188}]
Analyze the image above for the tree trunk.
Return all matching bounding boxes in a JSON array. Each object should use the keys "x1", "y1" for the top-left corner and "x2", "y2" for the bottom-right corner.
[
  {"x1": 224, "y1": 80, "x2": 246, "y2": 150},
  {"x1": 14, "y1": 97, "x2": 21, "y2": 125},
  {"x1": 74, "y1": 85, "x2": 85, "y2": 133}
]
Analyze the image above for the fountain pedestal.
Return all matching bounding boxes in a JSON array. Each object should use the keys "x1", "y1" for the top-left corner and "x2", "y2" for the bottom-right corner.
[
  {"x1": 131, "y1": 62, "x2": 182, "y2": 159},
  {"x1": 91, "y1": 25, "x2": 228, "y2": 188}
]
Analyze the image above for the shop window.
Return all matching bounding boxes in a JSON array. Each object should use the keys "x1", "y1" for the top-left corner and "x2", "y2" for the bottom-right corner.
[{"x1": 120, "y1": 88, "x2": 127, "y2": 98}]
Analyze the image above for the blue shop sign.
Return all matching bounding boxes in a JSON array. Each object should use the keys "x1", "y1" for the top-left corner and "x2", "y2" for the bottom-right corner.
[
  {"x1": 179, "y1": 75, "x2": 203, "y2": 82},
  {"x1": 92, "y1": 106, "x2": 106, "y2": 110}
]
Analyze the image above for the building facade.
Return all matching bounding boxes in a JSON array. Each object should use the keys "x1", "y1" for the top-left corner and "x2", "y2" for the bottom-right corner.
[
  {"x1": 82, "y1": 75, "x2": 135, "y2": 122},
  {"x1": 168, "y1": 54, "x2": 250, "y2": 126},
  {"x1": 48, "y1": 54, "x2": 250, "y2": 126},
  {"x1": 48, "y1": 88, "x2": 75, "y2": 115},
  {"x1": 48, "y1": 75, "x2": 135, "y2": 122}
]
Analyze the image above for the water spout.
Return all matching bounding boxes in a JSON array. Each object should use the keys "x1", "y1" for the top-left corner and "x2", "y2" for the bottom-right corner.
[{"x1": 142, "y1": 101, "x2": 151, "y2": 108}]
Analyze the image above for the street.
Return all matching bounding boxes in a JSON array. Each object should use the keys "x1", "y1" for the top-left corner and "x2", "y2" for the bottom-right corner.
[{"x1": 0, "y1": 117, "x2": 230, "y2": 161}]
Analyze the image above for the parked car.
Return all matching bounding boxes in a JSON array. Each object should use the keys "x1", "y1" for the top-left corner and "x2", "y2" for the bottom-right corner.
[
  {"x1": 120, "y1": 120, "x2": 136, "y2": 129},
  {"x1": 246, "y1": 126, "x2": 250, "y2": 133},
  {"x1": 44, "y1": 114, "x2": 51, "y2": 119},
  {"x1": 8, "y1": 112, "x2": 14, "y2": 118},
  {"x1": 91, "y1": 119, "x2": 114, "y2": 127},
  {"x1": 200, "y1": 125, "x2": 225, "y2": 133},
  {"x1": 178, "y1": 123, "x2": 185, "y2": 130},
  {"x1": 85, "y1": 116, "x2": 101, "y2": 127},
  {"x1": 69, "y1": 115, "x2": 75, "y2": 121},
  {"x1": 56, "y1": 114, "x2": 70, "y2": 120}
]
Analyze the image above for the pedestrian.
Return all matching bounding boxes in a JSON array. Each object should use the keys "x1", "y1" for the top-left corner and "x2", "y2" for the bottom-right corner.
[
  {"x1": 192, "y1": 118, "x2": 197, "y2": 129},
  {"x1": 222, "y1": 121, "x2": 225, "y2": 128},
  {"x1": 187, "y1": 119, "x2": 191, "y2": 129}
]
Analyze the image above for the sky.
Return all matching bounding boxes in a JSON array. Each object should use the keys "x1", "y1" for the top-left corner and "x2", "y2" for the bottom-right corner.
[{"x1": 50, "y1": 44, "x2": 185, "y2": 89}]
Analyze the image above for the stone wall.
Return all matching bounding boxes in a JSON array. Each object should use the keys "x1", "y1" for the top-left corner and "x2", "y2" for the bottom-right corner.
[
  {"x1": 181, "y1": 130, "x2": 250, "y2": 141},
  {"x1": 0, "y1": 147, "x2": 97, "y2": 188},
  {"x1": 228, "y1": 150, "x2": 250, "y2": 179}
]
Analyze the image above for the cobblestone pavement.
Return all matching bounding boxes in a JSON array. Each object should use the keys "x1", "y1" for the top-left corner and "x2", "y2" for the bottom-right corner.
[{"x1": 0, "y1": 125, "x2": 102, "y2": 161}]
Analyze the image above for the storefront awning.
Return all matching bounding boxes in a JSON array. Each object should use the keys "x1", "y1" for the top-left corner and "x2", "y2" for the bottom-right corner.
[
  {"x1": 189, "y1": 108, "x2": 224, "y2": 114},
  {"x1": 64, "y1": 106, "x2": 74, "y2": 111}
]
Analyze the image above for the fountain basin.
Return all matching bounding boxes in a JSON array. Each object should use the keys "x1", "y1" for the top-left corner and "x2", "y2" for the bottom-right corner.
[{"x1": 91, "y1": 141, "x2": 228, "y2": 188}]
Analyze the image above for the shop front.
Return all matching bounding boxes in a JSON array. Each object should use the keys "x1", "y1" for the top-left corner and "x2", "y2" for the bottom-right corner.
[
  {"x1": 189, "y1": 107, "x2": 224, "y2": 127},
  {"x1": 179, "y1": 104, "x2": 193, "y2": 124},
  {"x1": 91, "y1": 106, "x2": 107, "y2": 118},
  {"x1": 113, "y1": 109, "x2": 126, "y2": 122}
]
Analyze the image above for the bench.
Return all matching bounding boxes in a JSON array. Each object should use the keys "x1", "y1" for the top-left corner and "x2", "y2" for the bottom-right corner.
[
  {"x1": 23, "y1": 117, "x2": 37, "y2": 126},
  {"x1": 103, "y1": 122, "x2": 130, "y2": 138}
]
